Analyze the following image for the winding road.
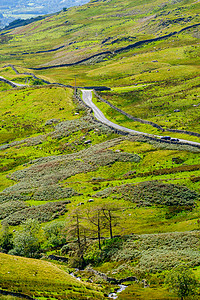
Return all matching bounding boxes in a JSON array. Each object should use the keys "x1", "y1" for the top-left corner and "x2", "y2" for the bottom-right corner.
[
  {"x1": 82, "y1": 90, "x2": 150, "y2": 136},
  {"x1": 1, "y1": 72, "x2": 200, "y2": 148},
  {"x1": 81, "y1": 90, "x2": 200, "y2": 147},
  {"x1": 0, "y1": 76, "x2": 27, "y2": 87}
]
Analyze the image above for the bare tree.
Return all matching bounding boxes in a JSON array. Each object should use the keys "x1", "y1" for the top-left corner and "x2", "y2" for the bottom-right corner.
[
  {"x1": 86, "y1": 204, "x2": 122, "y2": 249},
  {"x1": 101, "y1": 204, "x2": 121, "y2": 239},
  {"x1": 86, "y1": 207, "x2": 105, "y2": 250},
  {"x1": 66, "y1": 209, "x2": 87, "y2": 268}
]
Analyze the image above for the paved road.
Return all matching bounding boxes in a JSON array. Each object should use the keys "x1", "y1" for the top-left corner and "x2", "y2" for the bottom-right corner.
[
  {"x1": 1, "y1": 75, "x2": 199, "y2": 147},
  {"x1": 0, "y1": 76, "x2": 27, "y2": 87},
  {"x1": 82, "y1": 90, "x2": 200, "y2": 147},
  {"x1": 82, "y1": 90, "x2": 151, "y2": 136}
]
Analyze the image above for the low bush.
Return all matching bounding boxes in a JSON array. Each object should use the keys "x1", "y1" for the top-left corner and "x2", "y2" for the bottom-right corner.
[
  {"x1": 2, "y1": 201, "x2": 70, "y2": 226},
  {"x1": 0, "y1": 201, "x2": 28, "y2": 219},
  {"x1": 0, "y1": 186, "x2": 77, "y2": 203},
  {"x1": 112, "y1": 231, "x2": 200, "y2": 273},
  {"x1": 96, "y1": 181, "x2": 199, "y2": 207}
]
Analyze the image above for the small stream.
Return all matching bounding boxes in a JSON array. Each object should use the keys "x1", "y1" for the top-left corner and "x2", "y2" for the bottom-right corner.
[
  {"x1": 108, "y1": 284, "x2": 128, "y2": 299},
  {"x1": 70, "y1": 272, "x2": 81, "y2": 281},
  {"x1": 69, "y1": 271, "x2": 128, "y2": 299}
]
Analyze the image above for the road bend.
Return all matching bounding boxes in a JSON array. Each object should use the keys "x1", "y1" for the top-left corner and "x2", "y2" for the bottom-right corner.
[
  {"x1": 81, "y1": 89, "x2": 200, "y2": 147},
  {"x1": 0, "y1": 76, "x2": 199, "y2": 147},
  {"x1": 0, "y1": 76, "x2": 27, "y2": 87}
]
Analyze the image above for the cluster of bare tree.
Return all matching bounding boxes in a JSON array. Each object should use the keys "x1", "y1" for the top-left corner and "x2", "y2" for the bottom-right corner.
[{"x1": 65, "y1": 204, "x2": 122, "y2": 268}]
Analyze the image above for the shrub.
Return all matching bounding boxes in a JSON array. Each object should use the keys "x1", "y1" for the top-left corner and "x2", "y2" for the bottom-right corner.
[
  {"x1": 0, "y1": 201, "x2": 28, "y2": 219},
  {"x1": 43, "y1": 221, "x2": 66, "y2": 249},
  {"x1": 2, "y1": 201, "x2": 70, "y2": 226},
  {"x1": 9, "y1": 219, "x2": 41, "y2": 258},
  {"x1": 112, "y1": 181, "x2": 198, "y2": 207},
  {"x1": 165, "y1": 265, "x2": 198, "y2": 299},
  {"x1": 0, "y1": 224, "x2": 13, "y2": 253}
]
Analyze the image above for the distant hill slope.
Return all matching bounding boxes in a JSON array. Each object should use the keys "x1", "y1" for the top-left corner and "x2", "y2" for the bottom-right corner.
[
  {"x1": 0, "y1": 0, "x2": 89, "y2": 27},
  {"x1": 0, "y1": 0, "x2": 199, "y2": 68}
]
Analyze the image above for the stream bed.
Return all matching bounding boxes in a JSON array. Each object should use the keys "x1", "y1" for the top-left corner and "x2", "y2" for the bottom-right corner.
[
  {"x1": 70, "y1": 270, "x2": 128, "y2": 299},
  {"x1": 108, "y1": 284, "x2": 128, "y2": 299}
]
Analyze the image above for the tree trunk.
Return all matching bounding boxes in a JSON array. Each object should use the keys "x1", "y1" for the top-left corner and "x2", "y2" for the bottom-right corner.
[
  {"x1": 97, "y1": 215, "x2": 101, "y2": 250},
  {"x1": 76, "y1": 215, "x2": 81, "y2": 252},
  {"x1": 108, "y1": 211, "x2": 113, "y2": 239}
]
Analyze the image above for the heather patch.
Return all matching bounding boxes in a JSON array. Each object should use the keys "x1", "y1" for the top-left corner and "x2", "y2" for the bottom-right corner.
[
  {"x1": 94, "y1": 181, "x2": 198, "y2": 207},
  {"x1": 101, "y1": 231, "x2": 200, "y2": 272},
  {"x1": 2, "y1": 201, "x2": 70, "y2": 226},
  {"x1": 0, "y1": 201, "x2": 28, "y2": 219},
  {"x1": 2, "y1": 139, "x2": 140, "y2": 200},
  {"x1": 0, "y1": 191, "x2": 31, "y2": 204},
  {"x1": 30, "y1": 185, "x2": 79, "y2": 201},
  {"x1": 51, "y1": 116, "x2": 114, "y2": 140},
  {"x1": 0, "y1": 186, "x2": 78, "y2": 203},
  {"x1": 115, "y1": 181, "x2": 198, "y2": 207}
]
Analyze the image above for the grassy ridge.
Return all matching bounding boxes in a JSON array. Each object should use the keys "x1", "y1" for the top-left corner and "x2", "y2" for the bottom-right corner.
[
  {"x1": 0, "y1": 253, "x2": 104, "y2": 299},
  {"x1": 0, "y1": 0, "x2": 199, "y2": 69}
]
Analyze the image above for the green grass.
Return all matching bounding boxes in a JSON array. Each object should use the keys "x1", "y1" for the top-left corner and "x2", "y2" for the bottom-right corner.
[
  {"x1": 0, "y1": 82, "x2": 11, "y2": 91},
  {"x1": 0, "y1": 0, "x2": 200, "y2": 298},
  {"x1": 118, "y1": 285, "x2": 178, "y2": 299},
  {"x1": 0, "y1": 86, "x2": 76, "y2": 145},
  {"x1": 0, "y1": 253, "x2": 104, "y2": 299},
  {"x1": 0, "y1": 0, "x2": 199, "y2": 71},
  {"x1": 0, "y1": 296, "x2": 21, "y2": 300}
]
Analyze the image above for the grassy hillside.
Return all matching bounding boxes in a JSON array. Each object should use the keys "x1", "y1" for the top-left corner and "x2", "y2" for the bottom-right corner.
[
  {"x1": 0, "y1": 253, "x2": 104, "y2": 299},
  {"x1": 0, "y1": 0, "x2": 199, "y2": 68},
  {"x1": 0, "y1": 0, "x2": 200, "y2": 299}
]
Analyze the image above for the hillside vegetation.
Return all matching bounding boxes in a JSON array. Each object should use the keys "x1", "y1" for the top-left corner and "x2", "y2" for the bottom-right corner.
[
  {"x1": 0, "y1": 0, "x2": 200, "y2": 299},
  {"x1": 0, "y1": 252, "x2": 104, "y2": 299}
]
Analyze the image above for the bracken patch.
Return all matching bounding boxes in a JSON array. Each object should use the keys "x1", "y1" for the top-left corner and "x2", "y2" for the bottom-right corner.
[{"x1": 1, "y1": 201, "x2": 70, "y2": 226}]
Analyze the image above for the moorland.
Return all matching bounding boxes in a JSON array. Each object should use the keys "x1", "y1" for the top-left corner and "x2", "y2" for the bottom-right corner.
[{"x1": 0, "y1": 0, "x2": 200, "y2": 299}]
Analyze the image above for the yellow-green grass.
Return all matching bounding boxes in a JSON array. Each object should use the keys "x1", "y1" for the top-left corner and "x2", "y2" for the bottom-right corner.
[
  {"x1": 1, "y1": 135, "x2": 199, "y2": 235},
  {"x1": 0, "y1": 296, "x2": 20, "y2": 300},
  {"x1": 24, "y1": 187, "x2": 199, "y2": 236},
  {"x1": 0, "y1": 66, "x2": 46, "y2": 86},
  {"x1": 0, "y1": 0, "x2": 199, "y2": 70},
  {"x1": 5, "y1": 35, "x2": 197, "y2": 91},
  {"x1": 118, "y1": 285, "x2": 178, "y2": 300},
  {"x1": 0, "y1": 82, "x2": 11, "y2": 91},
  {"x1": 0, "y1": 122, "x2": 118, "y2": 192},
  {"x1": 55, "y1": 183, "x2": 200, "y2": 235},
  {"x1": 52, "y1": 138, "x2": 200, "y2": 195},
  {"x1": 85, "y1": 43, "x2": 200, "y2": 86},
  {"x1": 30, "y1": 41, "x2": 200, "y2": 87},
  {"x1": 94, "y1": 71, "x2": 200, "y2": 138},
  {"x1": 0, "y1": 86, "x2": 77, "y2": 145},
  {"x1": 92, "y1": 93, "x2": 162, "y2": 135},
  {"x1": 0, "y1": 253, "x2": 104, "y2": 299},
  {"x1": 55, "y1": 138, "x2": 200, "y2": 234}
]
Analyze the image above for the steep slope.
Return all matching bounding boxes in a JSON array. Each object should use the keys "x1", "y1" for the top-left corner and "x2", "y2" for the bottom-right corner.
[{"x1": 0, "y1": 252, "x2": 104, "y2": 299}]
